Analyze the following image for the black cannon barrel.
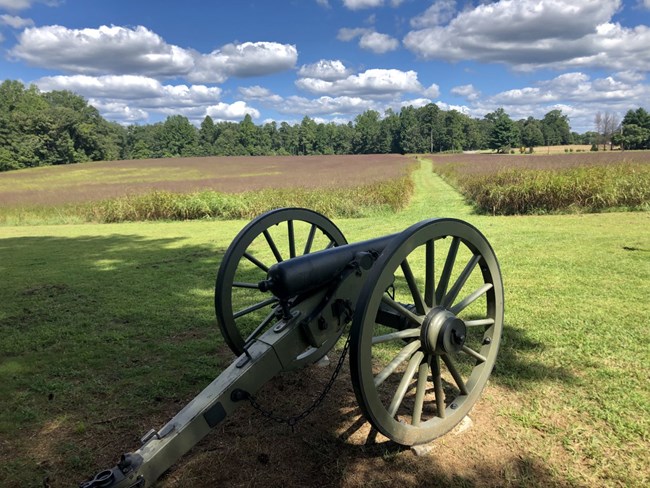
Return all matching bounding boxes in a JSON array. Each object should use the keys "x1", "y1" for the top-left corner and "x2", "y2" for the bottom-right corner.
[{"x1": 261, "y1": 233, "x2": 398, "y2": 300}]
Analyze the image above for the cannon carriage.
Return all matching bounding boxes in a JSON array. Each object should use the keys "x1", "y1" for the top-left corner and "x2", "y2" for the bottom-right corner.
[{"x1": 81, "y1": 208, "x2": 503, "y2": 488}]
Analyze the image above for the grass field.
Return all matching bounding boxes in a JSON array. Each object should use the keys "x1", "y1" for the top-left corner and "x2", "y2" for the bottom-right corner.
[
  {"x1": 0, "y1": 159, "x2": 648, "y2": 487},
  {"x1": 0, "y1": 154, "x2": 414, "y2": 225},
  {"x1": 429, "y1": 152, "x2": 650, "y2": 215}
]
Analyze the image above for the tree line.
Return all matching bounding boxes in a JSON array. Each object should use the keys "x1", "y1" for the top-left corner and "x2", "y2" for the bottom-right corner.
[{"x1": 1, "y1": 79, "x2": 649, "y2": 172}]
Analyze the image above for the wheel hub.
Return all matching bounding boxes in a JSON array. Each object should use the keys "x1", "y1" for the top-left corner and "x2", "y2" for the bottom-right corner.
[{"x1": 421, "y1": 307, "x2": 467, "y2": 354}]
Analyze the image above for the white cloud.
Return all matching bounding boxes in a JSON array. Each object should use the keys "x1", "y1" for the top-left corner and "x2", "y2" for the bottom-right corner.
[
  {"x1": 0, "y1": 14, "x2": 33, "y2": 28},
  {"x1": 644, "y1": 0, "x2": 650, "y2": 9},
  {"x1": 238, "y1": 85, "x2": 283, "y2": 103},
  {"x1": 341, "y1": 0, "x2": 404, "y2": 9},
  {"x1": 343, "y1": 0, "x2": 383, "y2": 10},
  {"x1": 0, "y1": 0, "x2": 36, "y2": 11},
  {"x1": 189, "y1": 41, "x2": 298, "y2": 83},
  {"x1": 35, "y1": 75, "x2": 222, "y2": 107},
  {"x1": 423, "y1": 83, "x2": 440, "y2": 98},
  {"x1": 410, "y1": 0, "x2": 457, "y2": 28},
  {"x1": 358, "y1": 31, "x2": 399, "y2": 53},
  {"x1": 316, "y1": 0, "x2": 330, "y2": 7},
  {"x1": 403, "y1": 0, "x2": 650, "y2": 72},
  {"x1": 400, "y1": 98, "x2": 433, "y2": 109},
  {"x1": 11, "y1": 25, "x2": 195, "y2": 77},
  {"x1": 88, "y1": 100, "x2": 149, "y2": 124},
  {"x1": 298, "y1": 59, "x2": 352, "y2": 81},
  {"x1": 296, "y1": 68, "x2": 423, "y2": 97},
  {"x1": 206, "y1": 101, "x2": 260, "y2": 120},
  {"x1": 337, "y1": 27, "x2": 368, "y2": 42},
  {"x1": 10, "y1": 25, "x2": 297, "y2": 83},
  {"x1": 469, "y1": 71, "x2": 650, "y2": 131},
  {"x1": 338, "y1": 27, "x2": 399, "y2": 53},
  {"x1": 451, "y1": 84, "x2": 480, "y2": 101}
]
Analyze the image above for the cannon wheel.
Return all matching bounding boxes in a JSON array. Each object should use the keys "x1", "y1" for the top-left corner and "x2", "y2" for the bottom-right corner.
[
  {"x1": 215, "y1": 207, "x2": 347, "y2": 357},
  {"x1": 350, "y1": 218, "x2": 503, "y2": 446}
]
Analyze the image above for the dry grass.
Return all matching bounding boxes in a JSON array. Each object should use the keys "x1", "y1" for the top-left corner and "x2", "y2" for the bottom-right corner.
[
  {"x1": 0, "y1": 154, "x2": 413, "y2": 207},
  {"x1": 427, "y1": 152, "x2": 650, "y2": 215}
]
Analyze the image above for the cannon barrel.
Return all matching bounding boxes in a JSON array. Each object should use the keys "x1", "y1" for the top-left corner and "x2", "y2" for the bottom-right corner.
[{"x1": 261, "y1": 233, "x2": 398, "y2": 300}]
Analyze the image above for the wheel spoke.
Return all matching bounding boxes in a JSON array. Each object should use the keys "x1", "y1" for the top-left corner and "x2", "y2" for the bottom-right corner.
[
  {"x1": 431, "y1": 355, "x2": 446, "y2": 418},
  {"x1": 374, "y1": 340, "x2": 422, "y2": 387},
  {"x1": 450, "y1": 283, "x2": 493, "y2": 314},
  {"x1": 401, "y1": 258, "x2": 427, "y2": 314},
  {"x1": 287, "y1": 220, "x2": 296, "y2": 258},
  {"x1": 325, "y1": 240, "x2": 335, "y2": 249},
  {"x1": 441, "y1": 254, "x2": 481, "y2": 308},
  {"x1": 464, "y1": 318, "x2": 495, "y2": 327},
  {"x1": 303, "y1": 224, "x2": 317, "y2": 255},
  {"x1": 263, "y1": 230, "x2": 283, "y2": 263},
  {"x1": 461, "y1": 345, "x2": 487, "y2": 363},
  {"x1": 388, "y1": 351, "x2": 424, "y2": 417},
  {"x1": 243, "y1": 252, "x2": 269, "y2": 273},
  {"x1": 412, "y1": 359, "x2": 429, "y2": 426},
  {"x1": 233, "y1": 297, "x2": 278, "y2": 319},
  {"x1": 435, "y1": 237, "x2": 460, "y2": 306},
  {"x1": 244, "y1": 308, "x2": 277, "y2": 345},
  {"x1": 441, "y1": 354, "x2": 468, "y2": 395},
  {"x1": 425, "y1": 239, "x2": 435, "y2": 307},
  {"x1": 372, "y1": 328, "x2": 421, "y2": 345},
  {"x1": 381, "y1": 295, "x2": 424, "y2": 326},
  {"x1": 232, "y1": 282, "x2": 260, "y2": 289}
]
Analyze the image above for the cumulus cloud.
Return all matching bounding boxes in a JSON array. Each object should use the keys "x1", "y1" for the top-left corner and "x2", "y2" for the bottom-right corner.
[
  {"x1": 206, "y1": 101, "x2": 260, "y2": 120},
  {"x1": 33, "y1": 73, "x2": 260, "y2": 124},
  {"x1": 0, "y1": 14, "x2": 33, "y2": 28},
  {"x1": 451, "y1": 84, "x2": 480, "y2": 101},
  {"x1": 342, "y1": 0, "x2": 404, "y2": 9},
  {"x1": 410, "y1": 0, "x2": 457, "y2": 28},
  {"x1": 358, "y1": 31, "x2": 399, "y2": 53},
  {"x1": 296, "y1": 68, "x2": 423, "y2": 97},
  {"x1": 337, "y1": 27, "x2": 399, "y2": 53},
  {"x1": 343, "y1": 0, "x2": 383, "y2": 10},
  {"x1": 35, "y1": 75, "x2": 223, "y2": 107},
  {"x1": 470, "y1": 71, "x2": 650, "y2": 131},
  {"x1": 238, "y1": 85, "x2": 283, "y2": 103},
  {"x1": 298, "y1": 59, "x2": 352, "y2": 81},
  {"x1": 0, "y1": 0, "x2": 54, "y2": 11},
  {"x1": 189, "y1": 41, "x2": 297, "y2": 83},
  {"x1": 10, "y1": 24, "x2": 298, "y2": 83},
  {"x1": 422, "y1": 83, "x2": 440, "y2": 98},
  {"x1": 403, "y1": 0, "x2": 650, "y2": 72},
  {"x1": 11, "y1": 25, "x2": 195, "y2": 77}
]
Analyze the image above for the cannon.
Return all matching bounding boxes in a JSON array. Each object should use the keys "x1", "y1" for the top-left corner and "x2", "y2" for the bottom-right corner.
[{"x1": 80, "y1": 208, "x2": 503, "y2": 487}]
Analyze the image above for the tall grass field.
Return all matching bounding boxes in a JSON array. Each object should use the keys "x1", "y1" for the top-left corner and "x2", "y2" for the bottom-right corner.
[{"x1": 0, "y1": 157, "x2": 648, "y2": 487}]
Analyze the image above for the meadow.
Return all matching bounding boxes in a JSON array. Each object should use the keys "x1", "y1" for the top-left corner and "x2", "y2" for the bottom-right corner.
[
  {"x1": 0, "y1": 154, "x2": 413, "y2": 225},
  {"x1": 0, "y1": 157, "x2": 648, "y2": 487},
  {"x1": 429, "y1": 151, "x2": 650, "y2": 215}
]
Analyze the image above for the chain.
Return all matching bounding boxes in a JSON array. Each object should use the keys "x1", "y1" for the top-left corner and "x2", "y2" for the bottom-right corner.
[{"x1": 246, "y1": 330, "x2": 352, "y2": 430}]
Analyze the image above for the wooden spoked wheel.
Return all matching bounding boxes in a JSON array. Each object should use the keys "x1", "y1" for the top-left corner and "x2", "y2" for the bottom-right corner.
[
  {"x1": 215, "y1": 208, "x2": 347, "y2": 357},
  {"x1": 350, "y1": 218, "x2": 504, "y2": 446}
]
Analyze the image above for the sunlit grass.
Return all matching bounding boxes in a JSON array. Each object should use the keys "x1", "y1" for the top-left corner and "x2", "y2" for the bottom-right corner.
[{"x1": 0, "y1": 159, "x2": 648, "y2": 486}]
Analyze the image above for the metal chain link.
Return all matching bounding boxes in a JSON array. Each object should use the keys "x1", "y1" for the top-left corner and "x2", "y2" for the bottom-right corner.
[{"x1": 246, "y1": 329, "x2": 352, "y2": 430}]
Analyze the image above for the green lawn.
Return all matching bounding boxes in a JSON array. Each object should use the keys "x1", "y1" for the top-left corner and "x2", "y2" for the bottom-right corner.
[{"x1": 0, "y1": 160, "x2": 648, "y2": 487}]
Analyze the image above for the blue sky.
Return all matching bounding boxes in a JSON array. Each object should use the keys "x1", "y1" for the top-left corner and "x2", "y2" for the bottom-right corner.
[{"x1": 1, "y1": 0, "x2": 649, "y2": 132}]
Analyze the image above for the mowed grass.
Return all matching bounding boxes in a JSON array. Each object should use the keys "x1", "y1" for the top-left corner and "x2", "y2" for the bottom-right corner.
[
  {"x1": 0, "y1": 159, "x2": 648, "y2": 487},
  {"x1": 429, "y1": 152, "x2": 650, "y2": 215}
]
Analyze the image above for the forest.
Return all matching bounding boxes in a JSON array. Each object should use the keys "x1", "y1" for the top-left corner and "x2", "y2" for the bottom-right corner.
[{"x1": 1, "y1": 79, "x2": 649, "y2": 172}]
